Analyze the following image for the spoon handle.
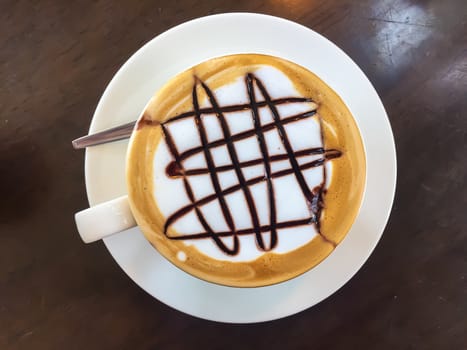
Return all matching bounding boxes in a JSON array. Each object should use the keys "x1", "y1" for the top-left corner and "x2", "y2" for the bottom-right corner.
[{"x1": 72, "y1": 121, "x2": 135, "y2": 149}]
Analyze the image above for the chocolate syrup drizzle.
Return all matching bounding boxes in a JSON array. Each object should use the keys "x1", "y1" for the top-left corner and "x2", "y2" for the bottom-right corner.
[{"x1": 142, "y1": 73, "x2": 342, "y2": 255}]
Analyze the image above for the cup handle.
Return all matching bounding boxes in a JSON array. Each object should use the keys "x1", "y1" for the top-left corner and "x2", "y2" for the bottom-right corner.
[{"x1": 75, "y1": 195, "x2": 137, "y2": 243}]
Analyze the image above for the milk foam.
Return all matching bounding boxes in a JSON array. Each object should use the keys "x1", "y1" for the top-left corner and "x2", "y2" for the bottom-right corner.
[{"x1": 153, "y1": 66, "x2": 329, "y2": 262}]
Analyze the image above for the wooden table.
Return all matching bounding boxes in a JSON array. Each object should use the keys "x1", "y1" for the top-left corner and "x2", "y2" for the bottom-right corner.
[{"x1": 1, "y1": 0, "x2": 466, "y2": 349}]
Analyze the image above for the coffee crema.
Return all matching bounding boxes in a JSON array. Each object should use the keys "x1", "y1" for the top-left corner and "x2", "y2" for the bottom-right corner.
[{"x1": 127, "y1": 54, "x2": 366, "y2": 287}]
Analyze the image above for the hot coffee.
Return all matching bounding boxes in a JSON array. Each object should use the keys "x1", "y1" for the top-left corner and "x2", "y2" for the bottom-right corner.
[{"x1": 127, "y1": 54, "x2": 365, "y2": 287}]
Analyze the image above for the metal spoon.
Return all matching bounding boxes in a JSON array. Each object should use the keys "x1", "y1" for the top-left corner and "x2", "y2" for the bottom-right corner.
[{"x1": 72, "y1": 121, "x2": 135, "y2": 149}]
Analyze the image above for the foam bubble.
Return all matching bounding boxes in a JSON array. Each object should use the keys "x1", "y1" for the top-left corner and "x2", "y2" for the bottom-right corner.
[{"x1": 177, "y1": 251, "x2": 187, "y2": 262}]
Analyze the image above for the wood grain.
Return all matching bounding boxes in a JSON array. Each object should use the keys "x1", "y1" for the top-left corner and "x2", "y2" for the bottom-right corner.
[{"x1": 0, "y1": 0, "x2": 466, "y2": 349}]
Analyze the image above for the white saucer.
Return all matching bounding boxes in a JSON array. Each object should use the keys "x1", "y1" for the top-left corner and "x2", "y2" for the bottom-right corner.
[{"x1": 85, "y1": 13, "x2": 396, "y2": 323}]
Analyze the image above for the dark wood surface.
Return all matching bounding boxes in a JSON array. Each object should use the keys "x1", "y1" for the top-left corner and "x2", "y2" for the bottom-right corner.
[{"x1": 1, "y1": 0, "x2": 466, "y2": 349}]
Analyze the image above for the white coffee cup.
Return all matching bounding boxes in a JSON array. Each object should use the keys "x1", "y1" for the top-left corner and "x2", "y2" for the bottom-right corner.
[{"x1": 74, "y1": 53, "x2": 367, "y2": 288}]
